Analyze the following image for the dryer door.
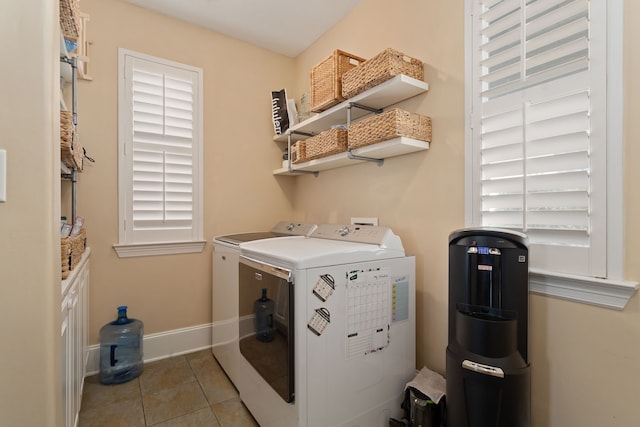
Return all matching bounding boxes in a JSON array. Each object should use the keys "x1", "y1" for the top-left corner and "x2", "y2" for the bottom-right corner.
[{"x1": 238, "y1": 256, "x2": 294, "y2": 403}]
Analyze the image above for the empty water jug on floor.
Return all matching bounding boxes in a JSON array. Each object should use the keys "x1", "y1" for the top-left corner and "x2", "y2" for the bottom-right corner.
[{"x1": 99, "y1": 306, "x2": 144, "y2": 384}]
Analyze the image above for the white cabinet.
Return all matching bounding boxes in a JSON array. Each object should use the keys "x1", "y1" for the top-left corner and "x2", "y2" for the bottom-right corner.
[
  {"x1": 273, "y1": 74, "x2": 429, "y2": 176},
  {"x1": 61, "y1": 249, "x2": 90, "y2": 427}
]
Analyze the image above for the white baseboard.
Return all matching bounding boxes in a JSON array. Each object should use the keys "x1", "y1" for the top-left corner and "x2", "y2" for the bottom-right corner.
[{"x1": 86, "y1": 323, "x2": 213, "y2": 376}]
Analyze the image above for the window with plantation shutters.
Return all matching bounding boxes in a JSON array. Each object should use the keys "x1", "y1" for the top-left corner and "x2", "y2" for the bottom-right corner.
[
  {"x1": 116, "y1": 50, "x2": 204, "y2": 256},
  {"x1": 467, "y1": 0, "x2": 637, "y2": 308}
]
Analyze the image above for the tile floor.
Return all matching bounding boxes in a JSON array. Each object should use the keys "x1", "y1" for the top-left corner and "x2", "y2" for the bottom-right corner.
[{"x1": 78, "y1": 349, "x2": 259, "y2": 427}]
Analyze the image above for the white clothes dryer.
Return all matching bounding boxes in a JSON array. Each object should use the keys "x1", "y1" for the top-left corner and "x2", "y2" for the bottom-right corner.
[{"x1": 232, "y1": 224, "x2": 416, "y2": 427}]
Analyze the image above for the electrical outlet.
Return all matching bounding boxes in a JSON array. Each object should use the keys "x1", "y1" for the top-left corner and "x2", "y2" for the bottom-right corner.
[{"x1": 350, "y1": 217, "x2": 378, "y2": 226}]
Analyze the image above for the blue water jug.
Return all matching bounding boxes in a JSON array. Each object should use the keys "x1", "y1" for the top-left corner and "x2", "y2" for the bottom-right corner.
[
  {"x1": 99, "y1": 306, "x2": 144, "y2": 384},
  {"x1": 254, "y1": 288, "x2": 275, "y2": 342}
]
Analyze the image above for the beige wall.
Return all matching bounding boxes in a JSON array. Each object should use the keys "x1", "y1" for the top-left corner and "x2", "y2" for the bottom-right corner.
[
  {"x1": 292, "y1": 0, "x2": 466, "y2": 376},
  {"x1": 1, "y1": 0, "x2": 638, "y2": 425},
  {"x1": 0, "y1": 0, "x2": 61, "y2": 425},
  {"x1": 77, "y1": 0, "x2": 297, "y2": 338},
  {"x1": 292, "y1": 0, "x2": 640, "y2": 426}
]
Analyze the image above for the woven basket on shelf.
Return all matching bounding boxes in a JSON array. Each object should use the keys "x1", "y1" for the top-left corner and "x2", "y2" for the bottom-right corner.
[
  {"x1": 60, "y1": 110, "x2": 75, "y2": 169},
  {"x1": 61, "y1": 227, "x2": 86, "y2": 279},
  {"x1": 303, "y1": 128, "x2": 348, "y2": 160},
  {"x1": 61, "y1": 237, "x2": 71, "y2": 279},
  {"x1": 60, "y1": 141, "x2": 84, "y2": 171},
  {"x1": 290, "y1": 141, "x2": 307, "y2": 164},
  {"x1": 60, "y1": 0, "x2": 81, "y2": 41},
  {"x1": 72, "y1": 138, "x2": 84, "y2": 171},
  {"x1": 60, "y1": 110, "x2": 73, "y2": 146},
  {"x1": 311, "y1": 50, "x2": 366, "y2": 113},
  {"x1": 342, "y1": 48, "x2": 424, "y2": 99},
  {"x1": 60, "y1": 110, "x2": 84, "y2": 171},
  {"x1": 348, "y1": 108, "x2": 432, "y2": 150}
]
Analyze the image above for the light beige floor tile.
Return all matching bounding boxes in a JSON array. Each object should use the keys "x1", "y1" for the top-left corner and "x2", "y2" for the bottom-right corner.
[
  {"x1": 144, "y1": 355, "x2": 188, "y2": 372},
  {"x1": 188, "y1": 350, "x2": 224, "y2": 378},
  {"x1": 185, "y1": 349, "x2": 216, "y2": 363},
  {"x1": 142, "y1": 380, "x2": 209, "y2": 425},
  {"x1": 139, "y1": 356, "x2": 196, "y2": 396},
  {"x1": 187, "y1": 351, "x2": 239, "y2": 405},
  {"x1": 212, "y1": 397, "x2": 259, "y2": 427},
  {"x1": 149, "y1": 407, "x2": 221, "y2": 427},
  {"x1": 80, "y1": 374, "x2": 141, "y2": 412},
  {"x1": 78, "y1": 394, "x2": 145, "y2": 427},
  {"x1": 198, "y1": 368, "x2": 239, "y2": 405},
  {"x1": 79, "y1": 351, "x2": 259, "y2": 427}
]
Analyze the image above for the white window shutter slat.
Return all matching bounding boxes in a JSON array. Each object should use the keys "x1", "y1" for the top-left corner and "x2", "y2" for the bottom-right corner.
[
  {"x1": 480, "y1": 28, "x2": 521, "y2": 56},
  {"x1": 525, "y1": 0, "x2": 589, "y2": 37}
]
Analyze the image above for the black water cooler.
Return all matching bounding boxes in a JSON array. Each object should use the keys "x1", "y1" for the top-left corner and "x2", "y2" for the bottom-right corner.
[{"x1": 446, "y1": 228, "x2": 530, "y2": 427}]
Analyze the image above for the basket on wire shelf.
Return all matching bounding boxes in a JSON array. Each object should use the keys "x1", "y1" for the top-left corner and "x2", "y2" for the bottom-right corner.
[
  {"x1": 60, "y1": 110, "x2": 84, "y2": 171},
  {"x1": 61, "y1": 227, "x2": 86, "y2": 279},
  {"x1": 348, "y1": 108, "x2": 432, "y2": 150},
  {"x1": 60, "y1": 0, "x2": 81, "y2": 41}
]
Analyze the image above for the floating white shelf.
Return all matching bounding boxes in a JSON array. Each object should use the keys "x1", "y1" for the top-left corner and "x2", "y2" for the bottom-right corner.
[{"x1": 273, "y1": 137, "x2": 429, "y2": 176}]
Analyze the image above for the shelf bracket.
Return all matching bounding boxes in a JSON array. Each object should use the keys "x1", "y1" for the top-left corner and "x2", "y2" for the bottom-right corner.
[
  {"x1": 347, "y1": 102, "x2": 383, "y2": 126},
  {"x1": 292, "y1": 169, "x2": 320, "y2": 177},
  {"x1": 289, "y1": 129, "x2": 315, "y2": 138},
  {"x1": 347, "y1": 150, "x2": 384, "y2": 166},
  {"x1": 348, "y1": 102, "x2": 383, "y2": 114}
]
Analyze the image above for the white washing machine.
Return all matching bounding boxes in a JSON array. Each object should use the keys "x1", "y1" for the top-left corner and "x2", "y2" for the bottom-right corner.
[
  {"x1": 211, "y1": 221, "x2": 317, "y2": 386},
  {"x1": 233, "y1": 224, "x2": 416, "y2": 427}
]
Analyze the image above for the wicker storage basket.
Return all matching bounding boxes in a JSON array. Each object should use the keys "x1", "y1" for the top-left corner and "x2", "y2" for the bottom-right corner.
[
  {"x1": 61, "y1": 238, "x2": 71, "y2": 279},
  {"x1": 60, "y1": 110, "x2": 73, "y2": 146},
  {"x1": 311, "y1": 50, "x2": 366, "y2": 113},
  {"x1": 71, "y1": 139, "x2": 84, "y2": 171},
  {"x1": 342, "y1": 48, "x2": 424, "y2": 99},
  {"x1": 304, "y1": 128, "x2": 348, "y2": 160},
  {"x1": 61, "y1": 228, "x2": 86, "y2": 279},
  {"x1": 60, "y1": 110, "x2": 84, "y2": 171},
  {"x1": 60, "y1": 110, "x2": 74, "y2": 169},
  {"x1": 290, "y1": 141, "x2": 307, "y2": 164},
  {"x1": 60, "y1": 0, "x2": 81, "y2": 41},
  {"x1": 348, "y1": 109, "x2": 432, "y2": 150}
]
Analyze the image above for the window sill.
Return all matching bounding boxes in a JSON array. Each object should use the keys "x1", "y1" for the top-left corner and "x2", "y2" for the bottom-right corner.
[
  {"x1": 529, "y1": 269, "x2": 638, "y2": 310},
  {"x1": 113, "y1": 241, "x2": 206, "y2": 258}
]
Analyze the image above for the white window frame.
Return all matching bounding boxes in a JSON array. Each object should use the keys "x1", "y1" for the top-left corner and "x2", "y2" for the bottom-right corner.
[
  {"x1": 114, "y1": 49, "x2": 205, "y2": 258},
  {"x1": 464, "y1": 0, "x2": 637, "y2": 309}
]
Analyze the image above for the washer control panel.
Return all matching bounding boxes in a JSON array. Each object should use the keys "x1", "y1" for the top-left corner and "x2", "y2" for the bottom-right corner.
[
  {"x1": 311, "y1": 224, "x2": 394, "y2": 245},
  {"x1": 270, "y1": 221, "x2": 317, "y2": 236}
]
